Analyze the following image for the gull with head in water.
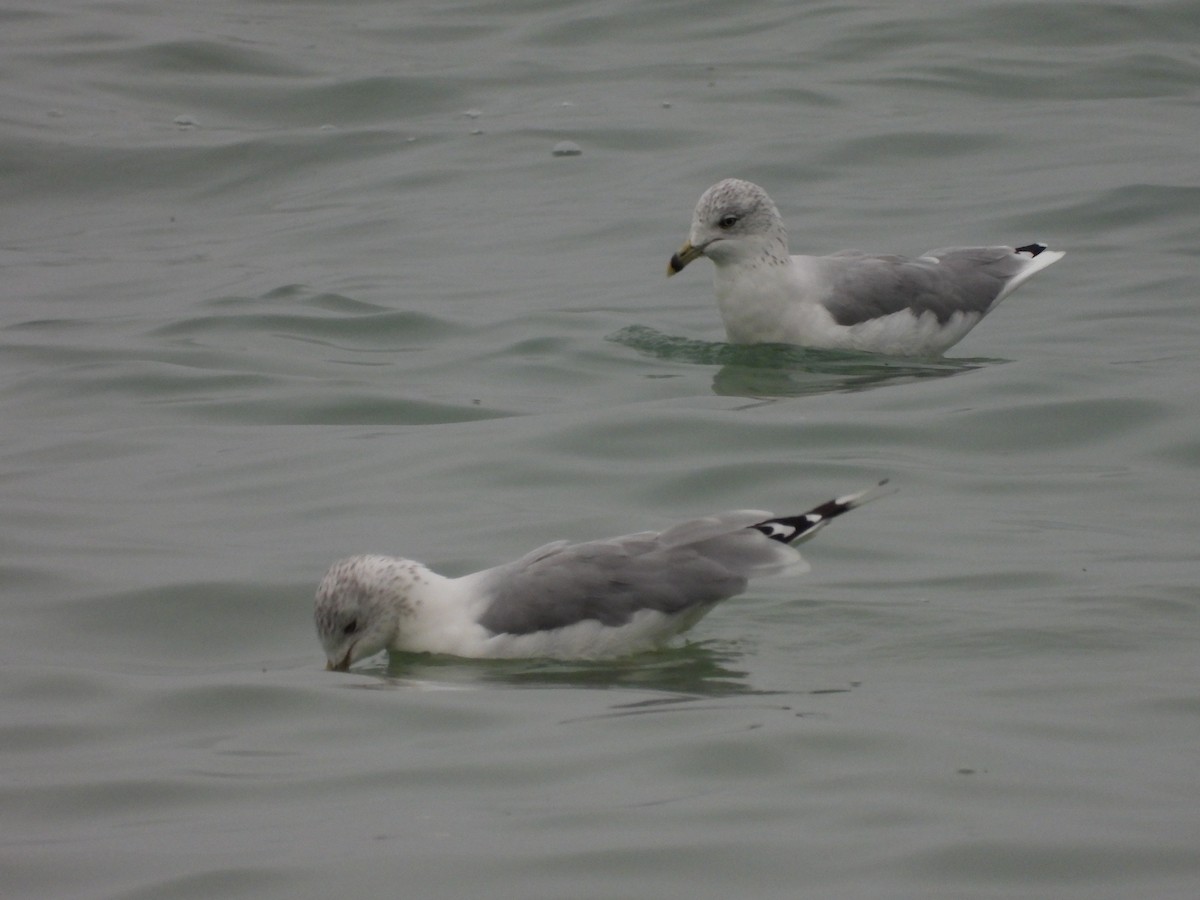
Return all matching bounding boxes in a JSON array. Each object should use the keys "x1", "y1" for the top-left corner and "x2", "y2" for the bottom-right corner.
[
  {"x1": 314, "y1": 481, "x2": 890, "y2": 669},
  {"x1": 667, "y1": 178, "x2": 1064, "y2": 356}
]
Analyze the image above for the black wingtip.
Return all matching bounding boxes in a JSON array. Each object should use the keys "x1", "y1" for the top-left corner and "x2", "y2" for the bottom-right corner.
[
  {"x1": 1015, "y1": 242, "x2": 1049, "y2": 257},
  {"x1": 751, "y1": 479, "x2": 893, "y2": 546}
]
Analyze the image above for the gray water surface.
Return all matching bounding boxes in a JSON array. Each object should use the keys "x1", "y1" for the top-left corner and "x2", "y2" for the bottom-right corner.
[{"x1": 3, "y1": 1, "x2": 1199, "y2": 898}]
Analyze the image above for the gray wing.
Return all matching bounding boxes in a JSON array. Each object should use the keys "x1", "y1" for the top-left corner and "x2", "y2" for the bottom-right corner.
[
  {"x1": 655, "y1": 509, "x2": 774, "y2": 545},
  {"x1": 476, "y1": 523, "x2": 803, "y2": 636},
  {"x1": 819, "y1": 247, "x2": 1031, "y2": 326}
]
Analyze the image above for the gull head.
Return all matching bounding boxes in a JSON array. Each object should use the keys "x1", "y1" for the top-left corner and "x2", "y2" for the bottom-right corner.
[
  {"x1": 668, "y1": 178, "x2": 789, "y2": 276},
  {"x1": 314, "y1": 554, "x2": 418, "y2": 671}
]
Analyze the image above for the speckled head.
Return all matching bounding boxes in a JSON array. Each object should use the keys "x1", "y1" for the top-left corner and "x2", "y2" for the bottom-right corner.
[
  {"x1": 314, "y1": 554, "x2": 423, "y2": 671},
  {"x1": 668, "y1": 179, "x2": 788, "y2": 275}
]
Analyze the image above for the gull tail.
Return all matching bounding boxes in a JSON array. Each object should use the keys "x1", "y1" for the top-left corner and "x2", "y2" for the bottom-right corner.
[{"x1": 751, "y1": 479, "x2": 894, "y2": 546}]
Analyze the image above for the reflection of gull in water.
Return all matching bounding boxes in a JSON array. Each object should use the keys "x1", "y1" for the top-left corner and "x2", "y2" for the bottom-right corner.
[
  {"x1": 607, "y1": 325, "x2": 990, "y2": 399},
  {"x1": 668, "y1": 179, "x2": 1064, "y2": 356},
  {"x1": 315, "y1": 481, "x2": 891, "y2": 669}
]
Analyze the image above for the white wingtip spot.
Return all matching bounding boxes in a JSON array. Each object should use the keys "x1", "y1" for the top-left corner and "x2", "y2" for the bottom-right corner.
[{"x1": 835, "y1": 478, "x2": 895, "y2": 509}]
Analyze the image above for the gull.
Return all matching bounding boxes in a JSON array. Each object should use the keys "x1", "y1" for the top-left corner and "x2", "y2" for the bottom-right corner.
[
  {"x1": 315, "y1": 481, "x2": 890, "y2": 668},
  {"x1": 667, "y1": 178, "x2": 1064, "y2": 356}
]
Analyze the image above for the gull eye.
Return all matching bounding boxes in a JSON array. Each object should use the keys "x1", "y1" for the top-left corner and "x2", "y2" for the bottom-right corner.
[
  {"x1": 342, "y1": 619, "x2": 359, "y2": 636},
  {"x1": 718, "y1": 213, "x2": 739, "y2": 230}
]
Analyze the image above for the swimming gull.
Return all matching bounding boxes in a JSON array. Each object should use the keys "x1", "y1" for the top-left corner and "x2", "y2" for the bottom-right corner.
[
  {"x1": 315, "y1": 481, "x2": 890, "y2": 668},
  {"x1": 667, "y1": 178, "x2": 1064, "y2": 356}
]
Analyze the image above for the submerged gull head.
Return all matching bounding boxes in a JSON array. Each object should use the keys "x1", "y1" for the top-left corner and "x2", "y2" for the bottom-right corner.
[{"x1": 314, "y1": 555, "x2": 422, "y2": 670}]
